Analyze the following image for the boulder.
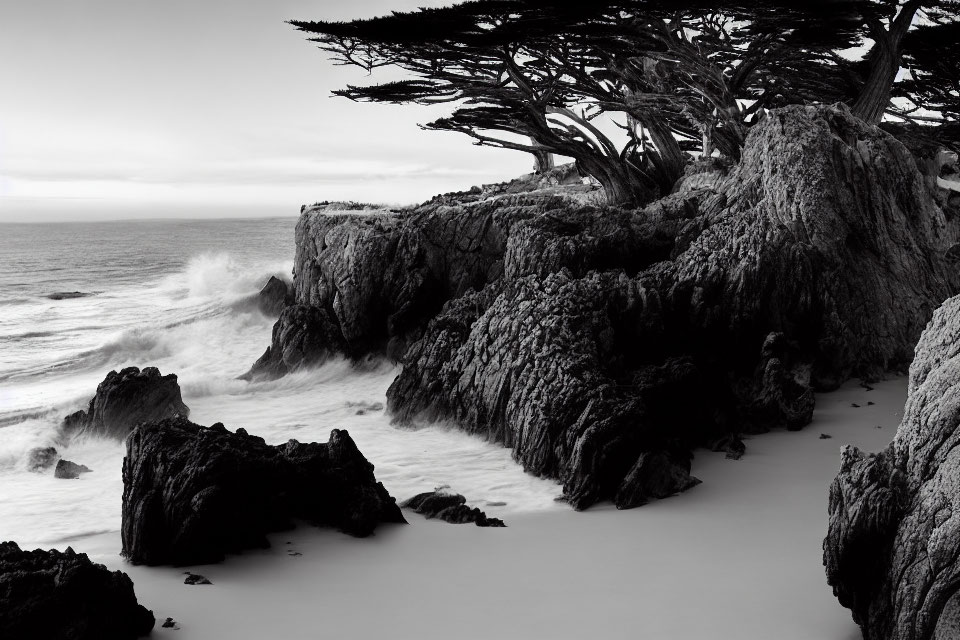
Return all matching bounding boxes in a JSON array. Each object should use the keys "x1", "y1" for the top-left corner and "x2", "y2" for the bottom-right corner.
[
  {"x1": 257, "y1": 275, "x2": 293, "y2": 317},
  {"x1": 54, "y1": 460, "x2": 91, "y2": 479},
  {"x1": 62, "y1": 367, "x2": 189, "y2": 440},
  {"x1": 121, "y1": 417, "x2": 405, "y2": 565},
  {"x1": 401, "y1": 489, "x2": 506, "y2": 527},
  {"x1": 824, "y1": 294, "x2": 960, "y2": 640},
  {"x1": 26, "y1": 447, "x2": 58, "y2": 472},
  {"x1": 0, "y1": 541, "x2": 154, "y2": 640}
]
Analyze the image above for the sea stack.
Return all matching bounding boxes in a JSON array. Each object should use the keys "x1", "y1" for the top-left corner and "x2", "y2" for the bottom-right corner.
[{"x1": 62, "y1": 366, "x2": 189, "y2": 440}]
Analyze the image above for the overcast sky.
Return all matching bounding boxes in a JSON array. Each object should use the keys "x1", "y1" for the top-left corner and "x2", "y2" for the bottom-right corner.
[{"x1": 0, "y1": 0, "x2": 535, "y2": 222}]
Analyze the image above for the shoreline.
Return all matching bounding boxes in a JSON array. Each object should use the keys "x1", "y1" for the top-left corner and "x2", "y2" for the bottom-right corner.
[{"x1": 48, "y1": 377, "x2": 903, "y2": 640}]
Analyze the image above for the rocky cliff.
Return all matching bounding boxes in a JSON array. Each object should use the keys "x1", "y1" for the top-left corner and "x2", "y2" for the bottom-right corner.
[
  {"x1": 824, "y1": 294, "x2": 960, "y2": 640},
  {"x1": 252, "y1": 104, "x2": 960, "y2": 509}
]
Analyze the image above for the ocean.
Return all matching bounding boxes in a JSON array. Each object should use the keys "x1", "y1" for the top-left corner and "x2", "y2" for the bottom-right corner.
[{"x1": 0, "y1": 216, "x2": 561, "y2": 550}]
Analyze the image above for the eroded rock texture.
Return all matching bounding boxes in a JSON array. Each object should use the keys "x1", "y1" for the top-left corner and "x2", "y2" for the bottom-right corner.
[
  {"x1": 0, "y1": 542, "x2": 154, "y2": 640},
  {"x1": 62, "y1": 367, "x2": 189, "y2": 440},
  {"x1": 121, "y1": 417, "x2": 404, "y2": 565},
  {"x1": 258, "y1": 275, "x2": 294, "y2": 317},
  {"x1": 255, "y1": 104, "x2": 960, "y2": 509},
  {"x1": 825, "y1": 294, "x2": 960, "y2": 640}
]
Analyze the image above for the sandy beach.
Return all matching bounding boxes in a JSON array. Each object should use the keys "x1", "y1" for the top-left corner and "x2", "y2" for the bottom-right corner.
[{"x1": 44, "y1": 376, "x2": 904, "y2": 640}]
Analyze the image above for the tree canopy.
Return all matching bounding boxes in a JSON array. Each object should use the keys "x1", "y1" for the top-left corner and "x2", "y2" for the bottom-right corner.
[{"x1": 291, "y1": 0, "x2": 960, "y2": 206}]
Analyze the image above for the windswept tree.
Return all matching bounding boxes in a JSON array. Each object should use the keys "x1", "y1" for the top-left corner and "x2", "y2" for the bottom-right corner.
[
  {"x1": 290, "y1": 0, "x2": 958, "y2": 205},
  {"x1": 849, "y1": 0, "x2": 960, "y2": 123},
  {"x1": 292, "y1": 1, "x2": 671, "y2": 205}
]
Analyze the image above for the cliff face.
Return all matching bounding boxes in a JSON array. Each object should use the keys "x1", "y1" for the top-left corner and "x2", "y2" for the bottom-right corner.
[
  {"x1": 824, "y1": 294, "x2": 960, "y2": 640},
  {"x1": 253, "y1": 104, "x2": 960, "y2": 509}
]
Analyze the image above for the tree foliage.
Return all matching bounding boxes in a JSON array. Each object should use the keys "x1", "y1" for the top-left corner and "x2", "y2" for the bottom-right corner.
[{"x1": 290, "y1": 0, "x2": 960, "y2": 205}]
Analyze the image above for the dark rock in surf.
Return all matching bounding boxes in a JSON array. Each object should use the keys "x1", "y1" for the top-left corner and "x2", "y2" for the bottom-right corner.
[
  {"x1": 824, "y1": 294, "x2": 960, "y2": 640},
  {"x1": 46, "y1": 291, "x2": 92, "y2": 300},
  {"x1": 26, "y1": 447, "x2": 58, "y2": 472},
  {"x1": 183, "y1": 573, "x2": 212, "y2": 585},
  {"x1": 0, "y1": 541, "x2": 154, "y2": 640},
  {"x1": 257, "y1": 275, "x2": 293, "y2": 317},
  {"x1": 401, "y1": 490, "x2": 505, "y2": 527},
  {"x1": 62, "y1": 367, "x2": 189, "y2": 440},
  {"x1": 121, "y1": 417, "x2": 405, "y2": 565},
  {"x1": 258, "y1": 104, "x2": 960, "y2": 509},
  {"x1": 54, "y1": 459, "x2": 91, "y2": 479},
  {"x1": 246, "y1": 304, "x2": 347, "y2": 380}
]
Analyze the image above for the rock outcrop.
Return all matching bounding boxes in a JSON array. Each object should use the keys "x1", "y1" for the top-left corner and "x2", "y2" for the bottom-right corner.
[
  {"x1": 121, "y1": 417, "x2": 404, "y2": 565},
  {"x1": 255, "y1": 104, "x2": 960, "y2": 509},
  {"x1": 401, "y1": 489, "x2": 506, "y2": 527},
  {"x1": 54, "y1": 459, "x2": 91, "y2": 479},
  {"x1": 258, "y1": 275, "x2": 294, "y2": 317},
  {"x1": 824, "y1": 294, "x2": 960, "y2": 640},
  {"x1": 62, "y1": 367, "x2": 189, "y2": 440},
  {"x1": 0, "y1": 541, "x2": 154, "y2": 640}
]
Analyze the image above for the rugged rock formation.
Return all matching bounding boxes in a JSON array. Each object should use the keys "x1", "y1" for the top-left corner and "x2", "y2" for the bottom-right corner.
[
  {"x1": 401, "y1": 489, "x2": 506, "y2": 527},
  {"x1": 26, "y1": 447, "x2": 58, "y2": 472},
  {"x1": 256, "y1": 104, "x2": 960, "y2": 508},
  {"x1": 121, "y1": 417, "x2": 404, "y2": 565},
  {"x1": 258, "y1": 275, "x2": 294, "y2": 317},
  {"x1": 62, "y1": 367, "x2": 189, "y2": 440},
  {"x1": 824, "y1": 294, "x2": 960, "y2": 640},
  {"x1": 0, "y1": 541, "x2": 154, "y2": 640},
  {"x1": 54, "y1": 459, "x2": 91, "y2": 479}
]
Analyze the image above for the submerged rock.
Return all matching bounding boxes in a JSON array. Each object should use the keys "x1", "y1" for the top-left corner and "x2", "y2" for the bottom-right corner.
[
  {"x1": 258, "y1": 275, "x2": 293, "y2": 317},
  {"x1": 54, "y1": 459, "x2": 91, "y2": 479},
  {"x1": 257, "y1": 104, "x2": 960, "y2": 509},
  {"x1": 824, "y1": 294, "x2": 960, "y2": 640},
  {"x1": 402, "y1": 489, "x2": 506, "y2": 527},
  {"x1": 26, "y1": 446, "x2": 58, "y2": 472},
  {"x1": 46, "y1": 291, "x2": 92, "y2": 300},
  {"x1": 0, "y1": 541, "x2": 154, "y2": 640},
  {"x1": 62, "y1": 366, "x2": 189, "y2": 440},
  {"x1": 121, "y1": 417, "x2": 405, "y2": 565}
]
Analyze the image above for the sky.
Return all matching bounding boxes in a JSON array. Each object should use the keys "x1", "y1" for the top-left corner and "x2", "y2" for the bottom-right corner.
[{"x1": 0, "y1": 0, "x2": 535, "y2": 222}]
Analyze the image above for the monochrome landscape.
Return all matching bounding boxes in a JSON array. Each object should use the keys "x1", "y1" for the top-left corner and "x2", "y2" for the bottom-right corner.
[{"x1": 2, "y1": 1, "x2": 960, "y2": 639}]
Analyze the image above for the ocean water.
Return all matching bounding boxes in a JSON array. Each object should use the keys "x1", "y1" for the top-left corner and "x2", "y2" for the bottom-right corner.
[{"x1": 0, "y1": 217, "x2": 562, "y2": 550}]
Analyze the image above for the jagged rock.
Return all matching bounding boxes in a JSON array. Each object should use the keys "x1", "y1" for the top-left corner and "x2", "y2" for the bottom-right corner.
[
  {"x1": 824, "y1": 294, "x2": 960, "y2": 640},
  {"x1": 258, "y1": 275, "x2": 293, "y2": 317},
  {"x1": 183, "y1": 573, "x2": 211, "y2": 585},
  {"x1": 402, "y1": 490, "x2": 506, "y2": 527},
  {"x1": 615, "y1": 452, "x2": 702, "y2": 509},
  {"x1": 161, "y1": 618, "x2": 178, "y2": 629},
  {"x1": 62, "y1": 367, "x2": 189, "y2": 440},
  {"x1": 54, "y1": 459, "x2": 91, "y2": 479},
  {"x1": 26, "y1": 447, "x2": 58, "y2": 471},
  {"x1": 121, "y1": 417, "x2": 405, "y2": 565},
  {"x1": 709, "y1": 434, "x2": 746, "y2": 460},
  {"x1": 0, "y1": 541, "x2": 154, "y2": 640},
  {"x1": 246, "y1": 304, "x2": 346, "y2": 379},
  {"x1": 258, "y1": 104, "x2": 960, "y2": 509}
]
